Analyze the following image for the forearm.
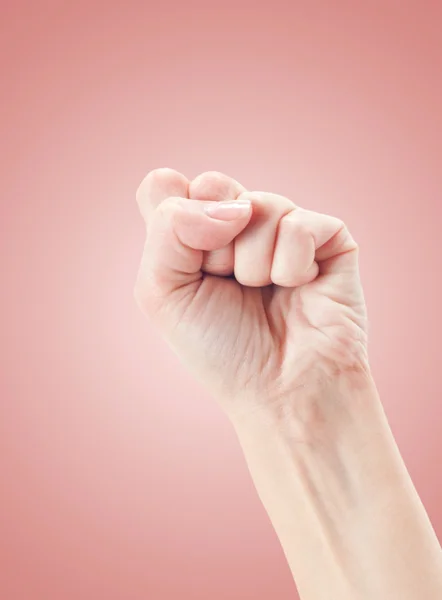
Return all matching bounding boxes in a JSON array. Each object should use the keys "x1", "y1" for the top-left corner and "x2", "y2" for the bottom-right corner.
[{"x1": 230, "y1": 371, "x2": 442, "y2": 600}]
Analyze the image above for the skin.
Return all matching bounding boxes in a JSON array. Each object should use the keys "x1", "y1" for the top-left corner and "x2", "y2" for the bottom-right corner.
[{"x1": 135, "y1": 168, "x2": 442, "y2": 599}]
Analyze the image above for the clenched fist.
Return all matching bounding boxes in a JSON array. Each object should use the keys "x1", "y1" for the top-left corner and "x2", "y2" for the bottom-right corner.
[
  {"x1": 134, "y1": 169, "x2": 368, "y2": 419},
  {"x1": 134, "y1": 169, "x2": 442, "y2": 600}
]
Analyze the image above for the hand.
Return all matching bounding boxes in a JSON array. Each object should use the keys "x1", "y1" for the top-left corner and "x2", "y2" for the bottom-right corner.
[
  {"x1": 135, "y1": 169, "x2": 442, "y2": 600},
  {"x1": 134, "y1": 169, "x2": 369, "y2": 418}
]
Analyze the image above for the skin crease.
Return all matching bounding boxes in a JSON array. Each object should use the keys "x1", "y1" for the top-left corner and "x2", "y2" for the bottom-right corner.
[
  {"x1": 135, "y1": 169, "x2": 368, "y2": 417},
  {"x1": 135, "y1": 169, "x2": 442, "y2": 599}
]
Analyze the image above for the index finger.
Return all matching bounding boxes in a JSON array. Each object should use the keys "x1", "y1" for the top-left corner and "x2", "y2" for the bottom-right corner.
[{"x1": 136, "y1": 168, "x2": 189, "y2": 222}]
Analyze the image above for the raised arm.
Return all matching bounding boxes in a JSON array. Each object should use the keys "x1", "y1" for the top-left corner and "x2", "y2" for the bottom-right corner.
[
  {"x1": 135, "y1": 168, "x2": 442, "y2": 599},
  {"x1": 230, "y1": 371, "x2": 442, "y2": 599}
]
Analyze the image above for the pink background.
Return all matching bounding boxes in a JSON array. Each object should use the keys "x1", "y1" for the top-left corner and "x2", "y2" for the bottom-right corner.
[{"x1": 1, "y1": 1, "x2": 441, "y2": 598}]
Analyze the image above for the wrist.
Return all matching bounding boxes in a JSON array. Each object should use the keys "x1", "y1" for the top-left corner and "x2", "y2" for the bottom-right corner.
[
  {"x1": 228, "y1": 366, "x2": 386, "y2": 446},
  {"x1": 227, "y1": 366, "x2": 411, "y2": 514},
  {"x1": 222, "y1": 363, "x2": 442, "y2": 599},
  {"x1": 228, "y1": 369, "x2": 439, "y2": 600}
]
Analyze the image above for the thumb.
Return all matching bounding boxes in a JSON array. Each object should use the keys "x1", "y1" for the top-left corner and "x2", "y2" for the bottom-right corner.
[{"x1": 135, "y1": 197, "x2": 252, "y2": 313}]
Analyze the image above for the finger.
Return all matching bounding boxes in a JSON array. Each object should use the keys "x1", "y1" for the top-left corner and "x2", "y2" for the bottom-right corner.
[
  {"x1": 134, "y1": 198, "x2": 252, "y2": 315},
  {"x1": 233, "y1": 191, "x2": 296, "y2": 286},
  {"x1": 189, "y1": 171, "x2": 247, "y2": 276},
  {"x1": 189, "y1": 171, "x2": 246, "y2": 202},
  {"x1": 271, "y1": 210, "x2": 319, "y2": 286},
  {"x1": 271, "y1": 208, "x2": 358, "y2": 287},
  {"x1": 136, "y1": 168, "x2": 189, "y2": 222}
]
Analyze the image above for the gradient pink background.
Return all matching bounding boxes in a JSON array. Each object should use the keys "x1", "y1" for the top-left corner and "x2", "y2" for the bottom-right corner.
[{"x1": 1, "y1": 1, "x2": 442, "y2": 598}]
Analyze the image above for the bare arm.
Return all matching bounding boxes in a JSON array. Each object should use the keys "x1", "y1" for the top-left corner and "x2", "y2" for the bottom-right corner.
[
  {"x1": 231, "y1": 371, "x2": 442, "y2": 599},
  {"x1": 135, "y1": 168, "x2": 442, "y2": 599}
]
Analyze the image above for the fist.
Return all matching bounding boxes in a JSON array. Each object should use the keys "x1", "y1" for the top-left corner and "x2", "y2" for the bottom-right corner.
[{"x1": 134, "y1": 169, "x2": 369, "y2": 419}]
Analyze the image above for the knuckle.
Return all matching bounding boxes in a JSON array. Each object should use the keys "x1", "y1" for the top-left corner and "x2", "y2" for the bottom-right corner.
[
  {"x1": 136, "y1": 168, "x2": 187, "y2": 206},
  {"x1": 193, "y1": 170, "x2": 226, "y2": 184},
  {"x1": 190, "y1": 171, "x2": 242, "y2": 201},
  {"x1": 337, "y1": 220, "x2": 358, "y2": 249},
  {"x1": 237, "y1": 192, "x2": 294, "y2": 219},
  {"x1": 281, "y1": 212, "x2": 309, "y2": 235},
  {"x1": 155, "y1": 195, "x2": 182, "y2": 221},
  {"x1": 237, "y1": 191, "x2": 267, "y2": 204},
  {"x1": 233, "y1": 189, "x2": 250, "y2": 203},
  {"x1": 334, "y1": 217, "x2": 346, "y2": 232},
  {"x1": 327, "y1": 222, "x2": 359, "y2": 255}
]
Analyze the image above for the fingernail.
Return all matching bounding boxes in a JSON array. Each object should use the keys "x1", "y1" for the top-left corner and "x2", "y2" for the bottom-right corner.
[{"x1": 204, "y1": 200, "x2": 251, "y2": 221}]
